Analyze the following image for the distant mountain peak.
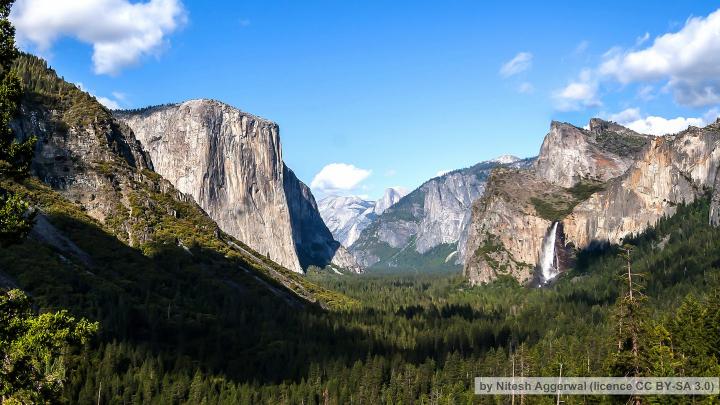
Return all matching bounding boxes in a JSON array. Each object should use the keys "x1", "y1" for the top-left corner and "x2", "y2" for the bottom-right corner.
[
  {"x1": 319, "y1": 187, "x2": 407, "y2": 247},
  {"x1": 490, "y1": 155, "x2": 521, "y2": 164},
  {"x1": 374, "y1": 187, "x2": 408, "y2": 215}
]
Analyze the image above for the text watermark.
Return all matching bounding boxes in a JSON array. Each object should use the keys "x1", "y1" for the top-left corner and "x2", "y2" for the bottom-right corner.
[{"x1": 474, "y1": 377, "x2": 719, "y2": 395}]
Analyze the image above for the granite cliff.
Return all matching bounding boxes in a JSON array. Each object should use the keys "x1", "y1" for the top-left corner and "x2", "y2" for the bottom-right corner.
[
  {"x1": 318, "y1": 188, "x2": 406, "y2": 247},
  {"x1": 116, "y1": 100, "x2": 359, "y2": 273},
  {"x1": 350, "y1": 157, "x2": 532, "y2": 271},
  {"x1": 464, "y1": 118, "x2": 720, "y2": 285},
  {"x1": 9, "y1": 54, "x2": 350, "y2": 306}
]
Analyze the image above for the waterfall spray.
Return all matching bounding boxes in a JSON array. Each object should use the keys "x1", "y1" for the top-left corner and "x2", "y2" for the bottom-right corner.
[{"x1": 539, "y1": 221, "x2": 560, "y2": 283}]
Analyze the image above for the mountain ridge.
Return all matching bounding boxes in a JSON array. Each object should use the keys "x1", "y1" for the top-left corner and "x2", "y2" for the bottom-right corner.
[
  {"x1": 463, "y1": 118, "x2": 720, "y2": 285},
  {"x1": 318, "y1": 187, "x2": 406, "y2": 247},
  {"x1": 349, "y1": 156, "x2": 533, "y2": 271},
  {"x1": 9, "y1": 53, "x2": 353, "y2": 306},
  {"x1": 115, "y1": 99, "x2": 360, "y2": 273}
]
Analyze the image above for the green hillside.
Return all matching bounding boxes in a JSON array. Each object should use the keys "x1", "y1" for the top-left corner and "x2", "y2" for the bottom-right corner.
[{"x1": 4, "y1": 182, "x2": 719, "y2": 403}]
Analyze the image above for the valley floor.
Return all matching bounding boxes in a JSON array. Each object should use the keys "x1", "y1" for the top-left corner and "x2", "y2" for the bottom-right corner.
[{"x1": 3, "y1": 195, "x2": 720, "y2": 404}]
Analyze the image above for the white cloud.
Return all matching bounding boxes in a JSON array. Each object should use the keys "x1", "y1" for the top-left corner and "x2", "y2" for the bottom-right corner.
[
  {"x1": 598, "y1": 9, "x2": 720, "y2": 107},
  {"x1": 518, "y1": 82, "x2": 534, "y2": 94},
  {"x1": 558, "y1": 82, "x2": 594, "y2": 100},
  {"x1": 111, "y1": 91, "x2": 127, "y2": 101},
  {"x1": 499, "y1": 52, "x2": 533, "y2": 77},
  {"x1": 310, "y1": 163, "x2": 371, "y2": 194},
  {"x1": 435, "y1": 169, "x2": 449, "y2": 177},
  {"x1": 96, "y1": 96, "x2": 121, "y2": 109},
  {"x1": 607, "y1": 107, "x2": 642, "y2": 123},
  {"x1": 624, "y1": 115, "x2": 705, "y2": 135},
  {"x1": 11, "y1": 0, "x2": 187, "y2": 75},
  {"x1": 605, "y1": 107, "x2": 709, "y2": 136},
  {"x1": 76, "y1": 84, "x2": 125, "y2": 109},
  {"x1": 75, "y1": 83, "x2": 125, "y2": 109},
  {"x1": 553, "y1": 69, "x2": 600, "y2": 111}
]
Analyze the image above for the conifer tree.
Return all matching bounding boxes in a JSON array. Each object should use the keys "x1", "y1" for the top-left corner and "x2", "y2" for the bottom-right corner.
[
  {"x1": 606, "y1": 245, "x2": 646, "y2": 405},
  {"x1": 0, "y1": 0, "x2": 36, "y2": 247}
]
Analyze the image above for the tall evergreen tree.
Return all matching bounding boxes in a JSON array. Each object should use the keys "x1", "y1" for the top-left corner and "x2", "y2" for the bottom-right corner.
[
  {"x1": 0, "y1": 0, "x2": 36, "y2": 247},
  {"x1": 606, "y1": 245, "x2": 646, "y2": 405}
]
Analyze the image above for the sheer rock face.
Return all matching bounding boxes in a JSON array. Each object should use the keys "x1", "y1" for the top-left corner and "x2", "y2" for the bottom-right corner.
[
  {"x1": 350, "y1": 167, "x2": 489, "y2": 268},
  {"x1": 534, "y1": 120, "x2": 649, "y2": 187},
  {"x1": 462, "y1": 169, "x2": 563, "y2": 285},
  {"x1": 711, "y1": 167, "x2": 720, "y2": 227},
  {"x1": 463, "y1": 119, "x2": 720, "y2": 285},
  {"x1": 117, "y1": 99, "x2": 358, "y2": 273},
  {"x1": 350, "y1": 158, "x2": 531, "y2": 269},
  {"x1": 374, "y1": 188, "x2": 405, "y2": 215},
  {"x1": 318, "y1": 188, "x2": 405, "y2": 248},
  {"x1": 565, "y1": 124, "x2": 720, "y2": 247},
  {"x1": 415, "y1": 170, "x2": 486, "y2": 255}
]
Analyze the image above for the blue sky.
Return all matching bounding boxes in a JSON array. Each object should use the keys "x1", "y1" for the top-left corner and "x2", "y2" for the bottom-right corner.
[{"x1": 10, "y1": 0, "x2": 720, "y2": 199}]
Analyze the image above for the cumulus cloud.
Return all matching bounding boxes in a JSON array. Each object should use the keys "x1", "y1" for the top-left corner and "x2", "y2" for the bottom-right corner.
[
  {"x1": 554, "y1": 9, "x2": 720, "y2": 110},
  {"x1": 11, "y1": 0, "x2": 187, "y2": 75},
  {"x1": 94, "y1": 90, "x2": 128, "y2": 109},
  {"x1": 500, "y1": 52, "x2": 533, "y2": 77},
  {"x1": 605, "y1": 107, "x2": 708, "y2": 136},
  {"x1": 624, "y1": 115, "x2": 705, "y2": 135},
  {"x1": 435, "y1": 169, "x2": 449, "y2": 177},
  {"x1": 553, "y1": 69, "x2": 601, "y2": 111},
  {"x1": 96, "y1": 96, "x2": 121, "y2": 109},
  {"x1": 607, "y1": 107, "x2": 642, "y2": 123},
  {"x1": 598, "y1": 9, "x2": 720, "y2": 107},
  {"x1": 75, "y1": 82, "x2": 125, "y2": 109},
  {"x1": 310, "y1": 163, "x2": 371, "y2": 194}
]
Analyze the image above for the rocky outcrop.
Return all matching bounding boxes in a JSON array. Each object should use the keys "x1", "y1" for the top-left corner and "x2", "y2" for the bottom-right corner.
[
  {"x1": 318, "y1": 188, "x2": 406, "y2": 247},
  {"x1": 534, "y1": 120, "x2": 649, "y2": 187},
  {"x1": 463, "y1": 118, "x2": 720, "y2": 285},
  {"x1": 29, "y1": 214, "x2": 93, "y2": 267},
  {"x1": 374, "y1": 188, "x2": 406, "y2": 215},
  {"x1": 565, "y1": 123, "x2": 720, "y2": 247},
  {"x1": 711, "y1": 166, "x2": 720, "y2": 227},
  {"x1": 116, "y1": 100, "x2": 300, "y2": 271},
  {"x1": 462, "y1": 169, "x2": 567, "y2": 284},
  {"x1": 351, "y1": 157, "x2": 532, "y2": 270},
  {"x1": 12, "y1": 97, "x2": 152, "y2": 228},
  {"x1": 116, "y1": 99, "x2": 357, "y2": 273}
]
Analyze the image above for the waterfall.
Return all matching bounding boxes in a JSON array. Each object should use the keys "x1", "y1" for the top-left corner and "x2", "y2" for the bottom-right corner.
[{"x1": 539, "y1": 221, "x2": 560, "y2": 283}]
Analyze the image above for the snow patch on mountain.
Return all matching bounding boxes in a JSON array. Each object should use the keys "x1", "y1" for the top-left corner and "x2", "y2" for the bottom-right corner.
[{"x1": 491, "y1": 155, "x2": 521, "y2": 164}]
